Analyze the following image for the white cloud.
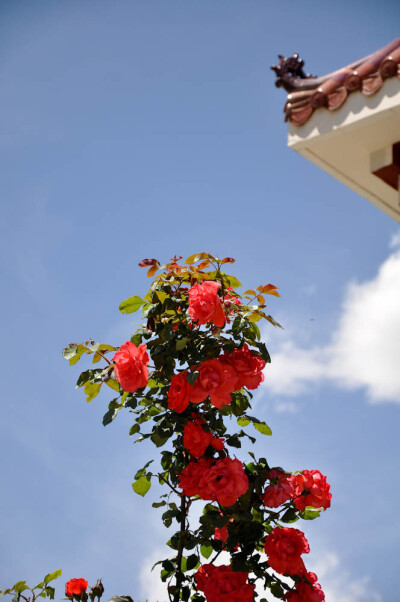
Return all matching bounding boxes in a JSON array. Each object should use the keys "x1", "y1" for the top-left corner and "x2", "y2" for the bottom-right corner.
[
  {"x1": 311, "y1": 552, "x2": 382, "y2": 602},
  {"x1": 139, "y1": 547, "x2": 169, "y2": 602},
  {"x1": 389, "y1": 229, "x2": 400, "y2": 249},
  {"x1": 264, "y1": 250, "x2": 400, "y2": 404}
]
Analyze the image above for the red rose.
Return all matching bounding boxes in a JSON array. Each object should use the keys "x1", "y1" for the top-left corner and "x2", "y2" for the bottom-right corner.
[
  {"x1": 200, "y1": 565, "x2": 255, "y2": 602},
  {"x1": 113, "y1": 341, "x2": 149, "y2": 393},
  {"x1": 214, "y1": 523, "x2": 229, "y2": 543},
  {"x1": 168, "y1": 372, "x2": 191, "y2": 413},
  {"x1": 183, "y1": 420, "x2": 214, "y2": 457},
  {"x1": 195, "y1": 563, "x2": 217, "y2": 592},
  {"x1": 221, "y1": 344, "x2": 265, "y2": 390},
  {"x1": 199, "y1": 457, "x2": 248, "y2": 507},
  {"x1": 263, "y1": 469, "x2": 295, "y2": 508},
  {"x1": 189, "y1": 358, "x2": 237, "y2": 409},
  {"x1": 188, "y1": 281, "x2": 225, "y2": 328},
  {"x1": 179, "y1": 457, "x2": 213, "y2": 497},
  {"x1": 210, "y1": 436, "x2": 225, "y2": 451},
  {"x1": 264, "y1": 527, "x2": 309, "y2": 575},
  {"x1": 65, "y1": 578, "x2": 88, "y2": 600},
  {"x1": 290, "y1": 470, "x2": 332, "y2": 511},
  {"x1": 284, "y1": 572, "x2": 325, "y2": 602}
]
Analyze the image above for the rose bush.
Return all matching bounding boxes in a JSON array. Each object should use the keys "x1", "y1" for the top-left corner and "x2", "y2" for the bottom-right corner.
[{"x1": 57, "y1": 252, "x2": 331, "y2": 602}]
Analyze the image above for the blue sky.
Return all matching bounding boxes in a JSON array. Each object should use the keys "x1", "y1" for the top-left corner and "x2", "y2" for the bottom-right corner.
[{"x1": 1, "y1": 1, "x2": 400, "y2": 600}]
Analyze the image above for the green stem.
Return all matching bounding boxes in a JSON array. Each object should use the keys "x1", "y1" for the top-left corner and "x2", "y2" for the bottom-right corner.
[{"x1": 173, "y1": 495, "x2": 187, "y2": 602}]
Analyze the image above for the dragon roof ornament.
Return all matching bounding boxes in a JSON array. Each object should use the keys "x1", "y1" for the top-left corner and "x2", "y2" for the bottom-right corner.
[{"x1": 271, "y1": 39, "x2": 400, "y2": 126}]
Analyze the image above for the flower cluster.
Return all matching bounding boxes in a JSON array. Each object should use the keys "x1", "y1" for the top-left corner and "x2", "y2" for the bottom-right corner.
[
  {"x1": 168, "y1": 344, "x2": 265, "y2": 412},
  {"x1": 64, "y1": 253, "x2": 332, "y2": 602}
]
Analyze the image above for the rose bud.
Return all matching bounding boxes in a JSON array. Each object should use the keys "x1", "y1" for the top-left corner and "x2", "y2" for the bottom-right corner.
[{"x1": 89, "y1": 580, "x2": 104, "y2": 601}]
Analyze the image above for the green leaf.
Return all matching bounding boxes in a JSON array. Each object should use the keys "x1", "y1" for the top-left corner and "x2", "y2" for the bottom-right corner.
[
  {"x1": 119, "y1": 296, "x2": 145, "y2": 315},
  {"x1": 129, "y1": 423, "x2": 140, "y2": 436},
  {"x1": 200, "y1": 544, "x2": 213, "y2": 559},
  {"x1": 248, "y1": 311, "x2": 262, "y2": 323},
  {"x1": 176, "y1": 337, "x2": 189, "y2": 350},
  {"x1": 281, "y1": 508, "x2": 299, "y2": 523},
  {"x1": 62, "y1": 343, "x2": 79, "y2": 360},
  {"x1": 84, "y1": 381, "x2": 101, "y2": 403},
  {"x1": 186, "y1": 370, "x2": 199, "y2": 386},
  {"x1": 105, "y1": 378, "x2": 120, "y2": 392},
  {"x1": 186, "y1": 554, "x2": 200, "y2": 571},
  {"x1": 63, "y1": 344, "x2": 88, "y2": 365},
  {"x1": 253, "y1": 421, "x2": 272, "y2": 436},
  {"x1": 44, "y1": 587, "x2": 55, "y2": 600},
  {"x1": 102, "y1": 406, "x2": 120, "y2": 426},
  {"x1": 269, "y1": 582, "x2": 284, "y2": 598},
  {"x1": 0, "y1": 590, "x2": 12, "y2": 598},
  {"x1": 132, "y1": 475, "x2": 151, "y2": 497},
  {"x1": 255, "y1": 342, "x2": 271, "y2": 364},
  {"x1": 155, "y1": 291, "x2": 168, "y2": 303},
  {"x1": 237, "y1": 416, "x2": 250, "y2": 427},
  {"x1": 300, "y1": 508, "x2": 321, "y2": 520},
  {"x1": 130, "y1": 332, "x2": 142, "y2": 346},
  {"x1": 185, "y1": 253, "x2": 203, "y2": 264},
  {"x1": 152, "y1": 501, "x2": 167, "y2": 508},
  {"x1": 12, "y1": 583, "x2": 28, "y2": 594},
  {"x1": 223, "y1": 274, "x2": 241, "y2": 288},
  {"x1": 151, "y1": 431, "x2": 170, "y2": 447},
  {"x1": 232, "y1": 316, "x2": 246, "y2": 338},
  {"x1": 43, "y1": 569, "x2": 62, "y2": 585}
]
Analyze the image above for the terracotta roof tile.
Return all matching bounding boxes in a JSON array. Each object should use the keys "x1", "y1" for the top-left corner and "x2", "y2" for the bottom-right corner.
[{"x1": 271, "y1": 39, "x2": 400, "y2": 126}]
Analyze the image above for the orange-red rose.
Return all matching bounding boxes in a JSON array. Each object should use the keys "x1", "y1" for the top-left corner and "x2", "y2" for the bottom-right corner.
[
  {"x1": 264, "y1": 527, "x2": 309, "y2": 575},
  {"x1": 188, "y1": 281, "x2": 225, "y2": 328},
  {"x1": 183, "y1": 417, "x2": 225, "y2": 457},
  {"x1": 221, "y1": 344, "x2": 265, "y2": 390},
  {"x1": 194, "y1": 563, "x2": 216, "y2": 592},
  {"x1": 214, "y1": 517, "x2": 236, "y2": 548},
  {"x1": 183, "y1": 419, "x2": 213, "y2": 457},
  {"x1": 199, "y1": 457, "x2": 249, "y2": 507},
  {"x1": 113, "y1": 341, "x2": 149, "y2": 393},
  {"x1": 179, "y1": 457, "x2": 213, "y2": 497},
  {"x1": 65, "y1": 578, "x2": 88, "y2": 600},
  {"x1": 195, "y1": 564, "x2": 255, "y2": 602},
  {"x1": 262, "y1": 469, "x2": 295, "y2": 508},
  {"x1": 189, "y1": 358, "x2": 237, "y2": 409},
  {"x1": 179, "y1": 457, "x2": 248, "y2": 506},
  {"x1": 290, "y1": 470, "x2": 331, "y2": 511},
  {"x1": 284, "y1": 572, "x2": 325, "y2": 602},
  {"x1": 168, "y1": 372, "x2": 191, "y2": 413}
]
